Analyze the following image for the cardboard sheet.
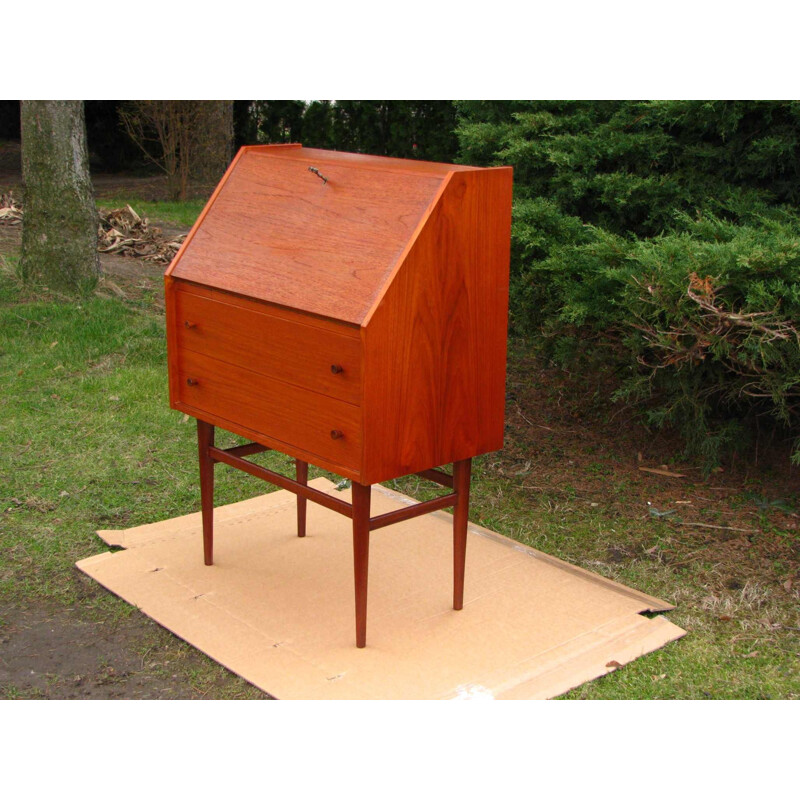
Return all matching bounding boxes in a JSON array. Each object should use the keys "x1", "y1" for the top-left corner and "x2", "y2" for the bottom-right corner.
[{"x1": 78, "y1": 478, "x2": 685, "y2": 699}]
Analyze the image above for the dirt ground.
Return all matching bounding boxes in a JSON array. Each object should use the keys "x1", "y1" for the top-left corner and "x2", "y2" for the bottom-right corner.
[
  {"x1": 0, "y1": 603, "x2": 228, "y2": 699},
  {"x1": 1, "y1": 151, "x2": 798, "y2": 700}
]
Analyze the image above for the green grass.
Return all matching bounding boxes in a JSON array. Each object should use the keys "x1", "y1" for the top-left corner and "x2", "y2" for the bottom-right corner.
[
  {"x1": 0, "y1": 257, "x2": 797, "y2": 699},
  {"x1": 0, "y1": 266, "x2": 301, "y2": 611},
  {"x1": 96, "y1": 197, "x2": 205, "y2": 228}
]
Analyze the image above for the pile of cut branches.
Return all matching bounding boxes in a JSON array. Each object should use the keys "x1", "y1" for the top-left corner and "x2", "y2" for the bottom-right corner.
[
  {"x1": 0, "y1": 195, "x2": 186, "y2": 265},
  {"x1": 97, "y1": 205, "x2": 185, "y2": 264},
  {"x1": 0, "y1": 192, "x2": 22, "y2": 225}
]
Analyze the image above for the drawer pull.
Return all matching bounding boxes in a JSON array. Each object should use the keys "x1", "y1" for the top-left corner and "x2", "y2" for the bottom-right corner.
[
  {"x1": 184, "y1": 321, "x2": 197, "y2": 329},
  {"x1": 330, "y1": 364, "x2": 344, "y2": 374},
  {"x1": 186, "y1": 378, "x2": 199, "y2": 386},
  {"x1": 330, "y1": 429, "x2": 344, "y2": 440}
]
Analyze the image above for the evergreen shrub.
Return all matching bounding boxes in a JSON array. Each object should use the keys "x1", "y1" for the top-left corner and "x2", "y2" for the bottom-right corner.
[{"x1": 457, "y1": 101, "x2": 800, "y2": 466}]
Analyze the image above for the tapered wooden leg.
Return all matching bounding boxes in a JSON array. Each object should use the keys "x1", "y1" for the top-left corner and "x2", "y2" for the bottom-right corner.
[
  {"x1": 197, "y1": 420, "x2": 216, "y2": 566},
  {"x1": 295, "y1": 459, "x2": 308, "y2": 537},
  {"x1": 351, "y1": 482, "x2": 372, "y2": 648},
  {"x1": 452, "y1": 458, "x2": 472, "y2": 610}
]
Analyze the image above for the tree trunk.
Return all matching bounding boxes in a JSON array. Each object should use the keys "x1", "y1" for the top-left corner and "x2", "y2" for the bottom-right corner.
[
  {"x1": 191, "y1": 101, "x2": 235, "y2": 188},
  {"x1": 20, "y1": 101, "x2": 99, "y2": 293}
]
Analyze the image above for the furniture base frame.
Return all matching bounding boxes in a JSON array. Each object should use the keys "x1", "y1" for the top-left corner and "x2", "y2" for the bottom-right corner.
[{"x1": 197, "y1": 420, "x2": 472, "y2": 648}]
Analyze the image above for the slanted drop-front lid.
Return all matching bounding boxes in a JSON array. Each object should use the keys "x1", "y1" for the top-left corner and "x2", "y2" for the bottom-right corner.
[{"x1": 168, "y1": 146, "x2": 457, "y2": 325}]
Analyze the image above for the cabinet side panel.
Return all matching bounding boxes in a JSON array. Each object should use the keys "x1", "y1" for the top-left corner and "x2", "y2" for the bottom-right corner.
[{"x1": 362, "y1": 168, "x2": 512, "y2": 484}]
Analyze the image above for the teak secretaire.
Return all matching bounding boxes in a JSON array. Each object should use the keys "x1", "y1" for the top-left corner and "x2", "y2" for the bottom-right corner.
[{"x1": 165, "y1": 144, "x2": 512, "y2": 647}]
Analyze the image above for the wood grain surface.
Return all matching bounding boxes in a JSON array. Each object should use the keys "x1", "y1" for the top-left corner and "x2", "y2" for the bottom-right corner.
[
  {"x1": 175, "y1": 285, "x2": 361, "y2": 404},
  {"x1": 169, "y1": 148, "x2": 445, "y2": 324},
  {"x1": 360, "y1": 167, "x2": 513, "y2": 484},
  {"x1": 177, "y1": 349, "x2": 362, "y2": 470}
]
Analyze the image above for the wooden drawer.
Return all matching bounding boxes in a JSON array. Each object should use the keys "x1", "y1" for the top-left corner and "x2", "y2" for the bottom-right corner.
[
  {"x1": 176, "y1": 349, "x2": 362, "y2": 470},
  {"x1": 174, "y1": 287, "x2": 361, "y2": 405}
]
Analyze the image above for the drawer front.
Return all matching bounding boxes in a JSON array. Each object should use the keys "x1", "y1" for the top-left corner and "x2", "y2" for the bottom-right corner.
[
  {"x1": 175, "y1": 288, "x2": 361, "y2": 404},
  {"x1": 177, "y1": 349, "x2": 362, "y2": 470}
]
